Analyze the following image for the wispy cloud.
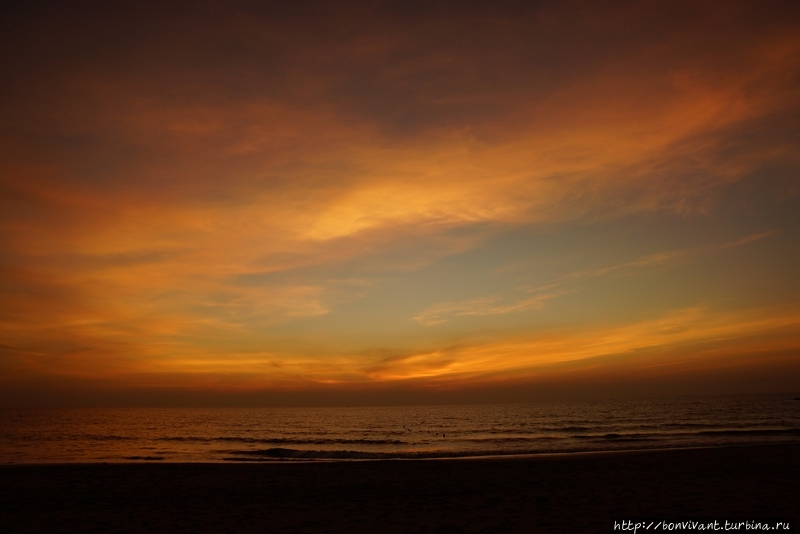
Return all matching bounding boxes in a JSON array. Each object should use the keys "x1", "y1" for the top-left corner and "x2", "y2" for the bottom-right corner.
[
  {"x1": 413, "y1": 250, "x2": 686, "y2": 326},
  {"x1": 413, "y1": 291, "x2": 569, "y2": 326},
  {"x1": 523, "y1": 231, "x2": 776, "y2": 292},
  {"x1": 368, "y1": 306, "x2": 800, "y2": 382},
  {"x1": 718, "y1": 231, "x2": 775, "y2": 250},
  {"x1": 415, "y1": 229, "x2": 778, "y2": 327},
  {"x1": 546, "y1": 250, "x2": 688, "y2": 287}
]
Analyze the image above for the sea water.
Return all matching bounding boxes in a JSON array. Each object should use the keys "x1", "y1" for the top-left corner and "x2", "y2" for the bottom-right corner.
[{"x1": 1, "y1": 393, "x2": 798, "y2": 463}]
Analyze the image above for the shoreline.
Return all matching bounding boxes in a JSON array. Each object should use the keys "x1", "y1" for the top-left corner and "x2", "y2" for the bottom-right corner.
[
  {"x1": 3, "y1": 440, "x2": 798, "y2": 465},
  {"x1": 2, "y1": 443, "x2": 797, "y2": 533}
]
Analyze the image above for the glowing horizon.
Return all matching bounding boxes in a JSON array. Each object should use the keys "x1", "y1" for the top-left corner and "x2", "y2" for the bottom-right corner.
[{"x1": 1, "y1": 1, "x2": 799, "y2": 405}]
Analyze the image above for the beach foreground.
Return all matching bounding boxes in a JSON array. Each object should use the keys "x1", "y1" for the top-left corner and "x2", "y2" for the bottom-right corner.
[{"x1": 2, "y1": 445, "x2": 798, "y2": 533}]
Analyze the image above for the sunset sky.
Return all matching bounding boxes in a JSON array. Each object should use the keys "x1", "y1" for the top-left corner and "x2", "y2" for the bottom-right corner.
[{"x1": 2, "y1": 1, "x2": 799, "y2": 406}]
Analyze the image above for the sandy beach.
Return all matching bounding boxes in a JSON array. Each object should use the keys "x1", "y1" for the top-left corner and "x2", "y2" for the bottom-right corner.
[{"x1": 1, "y1": 444, "x2": 797, "y2": 533}]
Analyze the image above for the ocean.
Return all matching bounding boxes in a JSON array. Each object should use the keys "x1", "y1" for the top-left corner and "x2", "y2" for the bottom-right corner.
[{"x1": 1, "y1": 393, "x2": 798, "y2": 463}]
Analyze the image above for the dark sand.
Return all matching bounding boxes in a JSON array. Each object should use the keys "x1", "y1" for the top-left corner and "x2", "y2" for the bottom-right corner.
[{"x1": 2, "y1": 445, "x2": 798, "y2": 533}]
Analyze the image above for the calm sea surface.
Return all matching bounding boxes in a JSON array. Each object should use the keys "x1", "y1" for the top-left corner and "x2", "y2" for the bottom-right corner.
[{"x1": 1, "y1": 394, "x2": 799, "y2": 463}]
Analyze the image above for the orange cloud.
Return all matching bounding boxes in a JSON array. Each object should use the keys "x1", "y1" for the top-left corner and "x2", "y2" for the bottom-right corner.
[
  {"x1": 364, "y1": 306, "x2": 800, "y2": 383},
  {"x1": 413, "y1": 291, "x2": 570, "y2": 326}
]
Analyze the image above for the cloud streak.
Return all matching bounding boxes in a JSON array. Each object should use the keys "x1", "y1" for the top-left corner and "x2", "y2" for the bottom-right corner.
[
  {"x1": 413, "y1": 291, "x2": 570, "y2": 326},
  {"x1": 366, "y1": 306, "x2": 800, "y2": 383}
]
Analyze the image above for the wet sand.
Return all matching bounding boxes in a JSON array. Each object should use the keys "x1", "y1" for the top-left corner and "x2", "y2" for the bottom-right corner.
[{"x1": 1, "y1": 444, "x2": 798, "y2": 533}]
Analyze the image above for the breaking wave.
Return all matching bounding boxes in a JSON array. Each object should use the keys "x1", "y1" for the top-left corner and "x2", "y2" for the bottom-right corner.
[{"x1": 156, "y1": 436, "x2": 408, "y2": 445}]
